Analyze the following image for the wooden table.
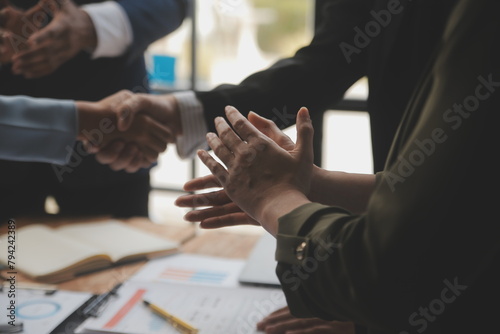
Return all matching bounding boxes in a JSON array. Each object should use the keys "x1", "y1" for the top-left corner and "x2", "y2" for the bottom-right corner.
[{"x1": 1, "y1": 216, "x2": 262, "y2": 294}]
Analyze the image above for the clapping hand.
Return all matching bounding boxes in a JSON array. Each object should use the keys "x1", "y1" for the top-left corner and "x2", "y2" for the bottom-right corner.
[
  {"x1": 189, "y1": 106, "x2": 314, "y2": 236},
  {"x1": 0, "y1": 0, "x2": 49, "y2": 64},
  {"x1": 176, "y1": 110, "x2": 299, "y2": 228},
  {"x1": 0, "y1": 0, "x2": 97, "y2": 78},
  {"x1": 176, "y1": 174, "x2": 260, "y2": 228}
]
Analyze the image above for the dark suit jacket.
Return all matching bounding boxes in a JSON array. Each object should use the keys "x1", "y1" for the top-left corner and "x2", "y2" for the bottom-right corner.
[
  {"x1": 196, "y1": 0, "x2": 456, "y2": 172},
  {"x1": 0, "y1": 0, "x2": 186, "y2": 216},
  {"x1": 1, "y1": 0, "x2": 186, "y2": 100}
]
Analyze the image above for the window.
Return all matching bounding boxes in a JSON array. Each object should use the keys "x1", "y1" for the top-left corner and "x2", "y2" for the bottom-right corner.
[{"x1": 145, "y1": 0, "x2": 370, "y2": 225}]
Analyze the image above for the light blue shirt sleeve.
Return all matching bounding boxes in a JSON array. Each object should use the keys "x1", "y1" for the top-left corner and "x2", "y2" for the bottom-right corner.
[{"x1": 0, "y1": 95, "x2": 77, "y2": 165}]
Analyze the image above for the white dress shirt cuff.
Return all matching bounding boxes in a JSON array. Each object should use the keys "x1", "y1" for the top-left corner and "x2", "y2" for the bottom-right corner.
[
  {"x1": 82, "y1": 1, "x2": 133, "y2": 59},
  {"x1": 173, "y1": 91, "x2": 208, "y2": 159}
]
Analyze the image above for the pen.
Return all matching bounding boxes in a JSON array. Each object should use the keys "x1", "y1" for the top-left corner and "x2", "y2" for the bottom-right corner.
[{"x1": 143, "y1": 299, "x2": 199, "y2": 334}]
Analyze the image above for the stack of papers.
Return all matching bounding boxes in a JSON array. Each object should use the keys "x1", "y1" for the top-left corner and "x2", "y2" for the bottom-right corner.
[{"x1": 75, "y1": 254, "x2": 286, "y2": 334}]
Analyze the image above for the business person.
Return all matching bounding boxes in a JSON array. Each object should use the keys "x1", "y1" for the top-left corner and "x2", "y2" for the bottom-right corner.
[
  {"x1": 0, "y1": 0, "x2": 187, "y2": 218},
  {"x1": 0, "y1": 92, "x2": 170, "y2": 166},
  {"x1": 177, "y1": 0, "x2": 500, "y2": 333},
  {"x1": 98, "y1": 0, "x2": 458, "y2": 174}
]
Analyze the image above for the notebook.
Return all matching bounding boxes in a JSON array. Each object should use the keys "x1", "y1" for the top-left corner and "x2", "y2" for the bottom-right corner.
[{"x1": 0, "y1": 220, "x2": 179, "y2": 283}]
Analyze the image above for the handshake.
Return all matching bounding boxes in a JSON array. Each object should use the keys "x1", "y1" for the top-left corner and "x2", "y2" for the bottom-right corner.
[
  {"x1": 0, "y1": 0, "x2": 97, "y2": 78},
  {"x1": 76, "y1": 90, "x2": 182, "y2": 173}
]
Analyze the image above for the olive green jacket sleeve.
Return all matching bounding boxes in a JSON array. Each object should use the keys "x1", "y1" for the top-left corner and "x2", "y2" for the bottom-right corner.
[{"x1": 275, "y1": 0, "x2": 500, "y2": 332}]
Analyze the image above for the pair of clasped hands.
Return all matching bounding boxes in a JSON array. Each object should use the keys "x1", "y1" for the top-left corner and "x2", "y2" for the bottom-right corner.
[
  {"x1": 85, "y1": 95, "x2": 356, "y2": 332},
  {"x1": 82, "y1": 97, "x2": 354, "y2": 333},
  {"x1": 0, "y1": 0, "x2": 96, "y2": 78},
  {"x1": 1, "y1": 4, "x2": 354, "y2": 330},
  {"x1": 0, "y1": 0, "x2": 175, "y2": 171}
]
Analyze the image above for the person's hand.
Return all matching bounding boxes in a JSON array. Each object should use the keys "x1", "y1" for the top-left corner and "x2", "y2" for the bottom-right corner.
[
  {"x1": 75, "y1": 90, "x2": 173, "y2": 173},
  {"x1": 94, "y1": 93, "x2": 182, "y2": 171},
  {"x1": 114, "y1": 93, "x2": 182, "y2": 134},
  {"x1": 195, "y1": 106, "x2": 314, "y2": 236},
  {"x1": 0, "y1": 0, "x2": 50, "y2": 64},
  {"x1": 257, "y1": 306, "x2": 355, "y2": 334},
  {"x1": 176, "y1": 174, "x2": 260, "y2": 228},
  {"x1": 10, "y1": 0, "x2": 97, "y2": 78},
  {"x1": 175, "y1": 111, "x2": 299, "y2": 228}
]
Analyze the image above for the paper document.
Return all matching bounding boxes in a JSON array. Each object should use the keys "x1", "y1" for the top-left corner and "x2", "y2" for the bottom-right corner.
[
  {"x1": 129, "y1": 253, "x2": 246, "y2": 287},
  {"x1": 0, "y1": 288, "x2": 91, "y2": 334},
  {"x1": 76, "y1": 281, "x2": 286, "y2": 334}
]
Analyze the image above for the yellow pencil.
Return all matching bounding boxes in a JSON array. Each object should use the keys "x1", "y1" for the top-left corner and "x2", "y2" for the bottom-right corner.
[{"x1": 143, "y1": 300, "x2": 199, "y2": 334}]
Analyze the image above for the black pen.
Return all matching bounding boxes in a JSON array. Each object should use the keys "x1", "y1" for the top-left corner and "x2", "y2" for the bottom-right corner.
[{"x1": 82, "y1": 282, "x2": 122, "y2": 317}]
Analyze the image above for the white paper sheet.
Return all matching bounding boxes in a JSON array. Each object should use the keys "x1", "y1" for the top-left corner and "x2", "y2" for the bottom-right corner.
[
  {"x1": 0, "y1": 288, "x2": 92, "y2": 334},
  {"x1": 76, "y1": 281, "x2": 286, "y2": 334},
  {"x1": 129, "y1": 253, "x2": 246, "y2": 287}
]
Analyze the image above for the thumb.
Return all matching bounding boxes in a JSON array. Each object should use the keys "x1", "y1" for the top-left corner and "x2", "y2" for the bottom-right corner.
[
  {"x1": 28, "y1": 3, "x2": 66, "y2": 45},
  {"x1": 37, "y1": 0, "x2": 63, "y2": 15},
  {"x1": 295, "y1": 107, "x2": 314, "y2": 163},
  {"x1": 116, "y1": 95, "x2": 150, "y2": 131},
  {"x1": 24, "y1": 2, "x2": 51, "y2": 29},
  {"x1": 28, "y1": 19, "x2": 59, "y2": 45},
  {"x1": 118, "y1": 94, "x2": 172, "y2": 132}
]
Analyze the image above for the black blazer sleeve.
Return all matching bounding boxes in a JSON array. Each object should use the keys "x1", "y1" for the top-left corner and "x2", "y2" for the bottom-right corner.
[{"x1": 196, "y1": 0, "x2": 372, "y2": 132}]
